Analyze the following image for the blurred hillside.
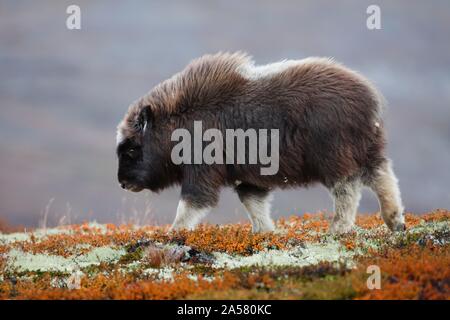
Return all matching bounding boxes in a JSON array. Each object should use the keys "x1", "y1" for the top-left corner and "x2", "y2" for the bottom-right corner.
[{"x1": 0, "y1": 0, "x2": 449, "y2": 227}]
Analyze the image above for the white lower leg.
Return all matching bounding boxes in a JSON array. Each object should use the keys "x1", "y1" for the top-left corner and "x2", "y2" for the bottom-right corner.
[
  {"x1": 170, "y1": 199, "x2": 210, "y2": 231},
  {"x1": 371, "y1": 160, "x2": 405, "y2": 231},
  {"x1": 330, "y1": 179, "x2": 362, "y2": 234},
  {"x1": 241, "y1": 193, "x2": 275, "y2": 233}
]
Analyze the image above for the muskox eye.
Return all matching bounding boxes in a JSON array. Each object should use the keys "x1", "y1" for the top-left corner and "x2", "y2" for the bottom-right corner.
[{"x1": 127, "y1": 149, "x2": 136, "y2": 158}]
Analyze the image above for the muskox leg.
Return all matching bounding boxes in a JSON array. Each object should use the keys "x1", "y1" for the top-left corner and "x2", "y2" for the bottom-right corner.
[
  {"x1": 366, "y1": 160, "x2": 405, "y2": 231},
  {"x1": 235, "y1": 184, "x2": 275, "y2": 233},
  {"x1": 170, "y1": 184, "x2": 218, "y2": 231},
  {"x1": 329, "y1": 177, "x2": 362, "y2": 234},
  {"x1": 170, "y1": 199, "x2": 211, "y2": 231}
]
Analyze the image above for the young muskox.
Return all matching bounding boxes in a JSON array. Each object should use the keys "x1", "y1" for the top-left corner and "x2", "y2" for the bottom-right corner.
[{"x1": 116, "y1": 52, "x2": 405, "y2": 234}]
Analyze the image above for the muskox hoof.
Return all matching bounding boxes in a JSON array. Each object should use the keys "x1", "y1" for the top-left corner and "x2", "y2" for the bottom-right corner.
[
  {"x1": 251, "y1": 220, "x2": 276, "y2": 233},
  {"x1": 392, "y1": 222, "x2": 406, "y2": 232},
  {"x1": 329, "y1": 222, "x2": 354, "y2": 235}
]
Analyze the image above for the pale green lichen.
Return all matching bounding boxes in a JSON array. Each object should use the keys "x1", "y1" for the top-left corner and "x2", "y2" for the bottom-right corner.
[
  {"x1": 2, "y1": 218, "x2": 448, "y2": 282},
  {"x1": 0, "y1": 221, "x2": 113, "y2": 246},
  {"x1": 0, "y1": 227, "x2": 73, "y2": 245},
  {"x1": 407, "y1": 220, "x2": 449, "y2": 237},
  {"x1": 349, "y1": 219, "x2": 450, "y2": 254},
  {"x1": 143, "y1": 267, "x2": 175, "y2": 281},
  {"x1": 0, "y1": 232, "x2": 31, "y2": 244},
  {"x1": 212, "y1": 241, "x2": 354, "y2": 269},
  {"x1": 50, "y1": 270, "x2": 85, "y2": 289},
  {"x1": 6, "y1": 246, "x2": 126, "y2": 273}
]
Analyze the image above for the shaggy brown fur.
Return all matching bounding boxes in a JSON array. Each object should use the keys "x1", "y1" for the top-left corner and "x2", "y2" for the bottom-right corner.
[{"x1": 116, "y1": 52, "x2": 405, "y2": 233}]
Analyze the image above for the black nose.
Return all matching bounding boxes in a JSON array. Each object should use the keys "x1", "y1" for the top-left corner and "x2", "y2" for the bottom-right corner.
[{"x1": 119, "y1": 180, "x2": 129, "y2": 189}]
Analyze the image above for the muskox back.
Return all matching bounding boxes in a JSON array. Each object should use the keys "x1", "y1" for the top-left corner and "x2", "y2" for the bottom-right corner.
[
  {"x1": 116, "y1": 52, "x2": 405, "y2": 234},
  {"x1": 239, "y1": 57, "x2": 385, "y2": 189}
]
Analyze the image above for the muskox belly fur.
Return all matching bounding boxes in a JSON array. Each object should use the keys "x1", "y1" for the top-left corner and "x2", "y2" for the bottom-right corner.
[{"x1": 116, "y1": 52, "x2": 405, "y2": 234}]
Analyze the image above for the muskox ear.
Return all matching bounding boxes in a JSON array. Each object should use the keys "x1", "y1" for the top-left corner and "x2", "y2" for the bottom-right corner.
[{"x1": 138, "y1": 106, "x2": 153, "y2": 134}]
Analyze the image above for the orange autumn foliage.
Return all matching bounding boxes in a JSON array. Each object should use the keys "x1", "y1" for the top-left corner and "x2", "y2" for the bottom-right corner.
[
  {"x1": 0, "y1": 271, "x2": 240, "y2": 300},
  {"x1": 1, "y1": 210, "x2": 449, "y2": 300},
  {"x1": 354, "y1": 244, "x2": 450, "y2": 300}
]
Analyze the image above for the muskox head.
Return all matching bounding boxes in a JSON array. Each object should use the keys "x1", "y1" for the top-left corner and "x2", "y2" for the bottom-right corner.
[{"x1": 116, "y1": 105, "x2": 174, "y2": 192}]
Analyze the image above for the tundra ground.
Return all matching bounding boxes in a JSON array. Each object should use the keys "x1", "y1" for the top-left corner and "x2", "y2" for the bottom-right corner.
[{"x1": 0, "y1": 210, "x2": 448, "y2": 300}]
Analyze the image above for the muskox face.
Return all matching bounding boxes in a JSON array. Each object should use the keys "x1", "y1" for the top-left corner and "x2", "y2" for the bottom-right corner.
[
  {"x1": 116, "y1": 107, "x2": 170, "y2": 192},
  {"x1": 116, "y1": 137, "x2": 147, "y2": 192}
]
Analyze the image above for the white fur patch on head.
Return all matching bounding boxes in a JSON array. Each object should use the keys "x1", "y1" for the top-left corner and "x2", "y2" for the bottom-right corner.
[{"x1": 116, "y1": 125, "x2": 125, "y2": 146}]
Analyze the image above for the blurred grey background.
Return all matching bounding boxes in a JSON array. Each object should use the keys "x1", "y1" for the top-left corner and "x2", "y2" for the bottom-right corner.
[{"x1": 1, "y1": 0, "x2": 449, "y2": 227}]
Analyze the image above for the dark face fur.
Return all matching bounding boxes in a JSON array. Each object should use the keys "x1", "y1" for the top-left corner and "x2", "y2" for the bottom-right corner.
[
  {"x1": 116, "y1": 137, "x2": 147, "y2": 192},
  {"x1": 117, "y1": 108, "x2": 178, "y2": 192},
  {"x1": 116, "y1": 108, "x2": 173, "y2": 192}
]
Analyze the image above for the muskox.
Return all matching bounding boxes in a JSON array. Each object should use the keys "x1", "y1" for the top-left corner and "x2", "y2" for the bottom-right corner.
[{"x1": 116, "y1": 52, "x2": 405, "y2": 233}]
